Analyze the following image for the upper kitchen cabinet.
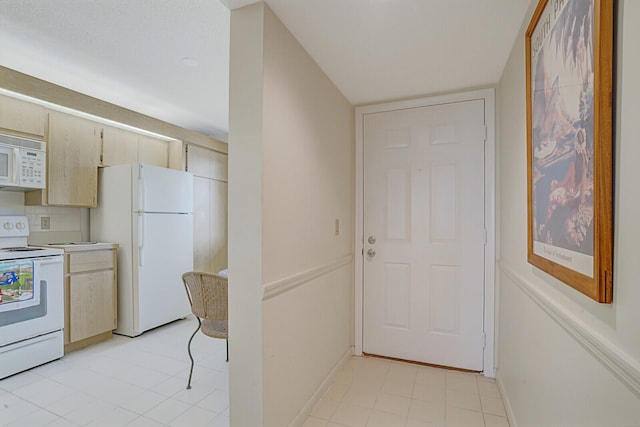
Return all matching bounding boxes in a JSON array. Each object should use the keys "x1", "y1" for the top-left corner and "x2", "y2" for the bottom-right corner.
[
  {"x1": 187, "y1": 144, "x2": 228, "y2": 181},
  {"x1": 0, "y1": 94, "x2": 46, "y2": 138},
  {"x1": 137, "y1": 134, "x2": 169, "y2": 168},
  {"x1": 100, "y1": 124, "x2": 137, "y2": 166},
  {"x1": 25, "y1": 111, "x2": 101, "y2": 207},
  {"x1": 101, "y1": 124, "x2": 174, "y2": 169}
]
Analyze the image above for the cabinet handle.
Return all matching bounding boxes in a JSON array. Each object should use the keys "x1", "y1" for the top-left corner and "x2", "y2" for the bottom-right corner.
[{"x1": 35, "y1": 258, "x2": 64, "y2": 266}]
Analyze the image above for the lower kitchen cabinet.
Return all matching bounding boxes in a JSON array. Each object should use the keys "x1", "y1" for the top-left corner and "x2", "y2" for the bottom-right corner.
[
  {"x1": 69, "y1": 269, "x2": 114, "y2": 343},
  {"x1": 51, "y1": 243, "x2": 119, "y2": 353}
]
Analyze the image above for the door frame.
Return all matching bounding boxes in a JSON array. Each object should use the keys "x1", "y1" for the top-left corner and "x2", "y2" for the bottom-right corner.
[{"x1": 354, "y1": 88, "x2": 496, "y2": 377}]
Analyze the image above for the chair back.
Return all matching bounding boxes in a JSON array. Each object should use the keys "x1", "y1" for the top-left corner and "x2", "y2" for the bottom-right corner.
[{"x1": 182, "y1": 272, "x2": 228, "y2": 321}]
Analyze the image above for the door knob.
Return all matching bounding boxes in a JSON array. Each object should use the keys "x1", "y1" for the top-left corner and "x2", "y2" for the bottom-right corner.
[
  {"x1": 368, "y1": 235, "x2": 377, "y2": 244},
  {"x1": 367, "y1": 249, "x2": 376, "y2": 257}
]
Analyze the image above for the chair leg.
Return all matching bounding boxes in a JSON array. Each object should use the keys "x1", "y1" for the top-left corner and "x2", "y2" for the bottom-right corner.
[
  {"x1": 186, "y1": 317, "x2": 202, "y2": 390},
  {"x1": 226, "y1": 339, "x2": 229, "y2": 362}
]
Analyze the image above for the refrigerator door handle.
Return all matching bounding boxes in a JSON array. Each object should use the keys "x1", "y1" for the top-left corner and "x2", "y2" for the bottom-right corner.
[{"x1": 138, "y1": 213, "x2": 145, "y2": 266}]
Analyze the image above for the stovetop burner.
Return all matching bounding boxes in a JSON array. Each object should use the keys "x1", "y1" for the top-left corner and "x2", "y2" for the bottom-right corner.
[{"x1": 0, "y1": 247, "x2": 45, "y2": 252}]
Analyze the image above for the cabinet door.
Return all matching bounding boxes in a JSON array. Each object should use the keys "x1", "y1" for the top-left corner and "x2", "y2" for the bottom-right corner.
[
  {"x1": 186, "y1": 144, "x2": 211, "y2": 178},
  {"x1": 47, "y1": 112, "x2": 101, "y2": 207},
  {"x1": 210, "y1": 179, "x2": 228, "y2": 272},
  {"x1": 186, "y1": 144, "x2": 228, "y2": 181},
  {"x1": 192, "y1": 177, "x2": 228, "y2": 273},
  {"x1": 137, "y1": 135, "x2": 168, "y2": 167},
  {"x1": 168, "y1": 140, "x2": 185, "y2": 171},
  {"x1": 101, "y1": 125, "x2": 137, "y2": 166},
  {"x1": 69, "y1": 270, "x2": 116, "y2": 342},
  {"x1": 210, "y1": 150, "x2": 228, "y2": 182},
  {"x1": 193, "y1": 176, "x2": 212, "y2": 272},
  {"x1": 0, "y1": 94, "x2": 46, "y2": 137},
  {"x1": 188, "y1": 144, "x2": 228, "y2": 273}
]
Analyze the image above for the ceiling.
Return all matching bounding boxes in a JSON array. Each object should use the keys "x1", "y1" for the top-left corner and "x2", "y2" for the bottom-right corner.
[{"x1": 0, "y1": 0, "x2": 531, "y2": 143}]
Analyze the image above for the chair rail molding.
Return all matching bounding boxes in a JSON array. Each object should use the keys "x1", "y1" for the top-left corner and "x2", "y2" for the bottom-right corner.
[
  {"x1": 498, "y1": 259, "x2": 640, "y2": 399},
  {"x1": 262, "y1": 254, "x2": 353, "y2": 300}
]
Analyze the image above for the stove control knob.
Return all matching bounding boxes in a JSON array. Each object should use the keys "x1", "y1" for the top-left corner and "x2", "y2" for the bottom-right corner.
[
  {"x1": 16, "y1": 222, "x2": 25, "y2": 230},
  {"x1": 3, "y1": 222, "x2": 14, "y2": 230}
]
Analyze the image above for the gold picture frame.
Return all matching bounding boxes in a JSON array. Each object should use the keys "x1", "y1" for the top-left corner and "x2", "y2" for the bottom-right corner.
[{"x1": 526, "y1": 0, "x2": 614, "y2": 302}]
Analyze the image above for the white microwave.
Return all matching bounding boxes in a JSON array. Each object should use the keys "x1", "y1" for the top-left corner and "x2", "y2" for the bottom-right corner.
[{"x1": 0, "y1": 133, "x2": 46, "y2": 191}]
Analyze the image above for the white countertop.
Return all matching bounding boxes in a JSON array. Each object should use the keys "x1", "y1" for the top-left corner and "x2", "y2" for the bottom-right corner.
[{"x1": 37, "y1": 242, "x2": 119, "y2": 252}]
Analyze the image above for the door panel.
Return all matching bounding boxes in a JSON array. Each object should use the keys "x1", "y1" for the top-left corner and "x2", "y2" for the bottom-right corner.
[
  {"x1": 193, "y1": 176, "x2": 212, "y2": 272},
  {"x1": 363, "y1": 100, "x2": 485, "y2": 371}
]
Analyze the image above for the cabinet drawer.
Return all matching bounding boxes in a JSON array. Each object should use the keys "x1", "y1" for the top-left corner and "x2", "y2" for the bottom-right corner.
[{"x1": 68, "y1": 250, "x2": 114, "y2": 273}]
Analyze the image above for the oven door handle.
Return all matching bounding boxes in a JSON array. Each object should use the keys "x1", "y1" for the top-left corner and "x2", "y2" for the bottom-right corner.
[{"x1": 35, "y1": 258, "x2": 64, "y2": 265}]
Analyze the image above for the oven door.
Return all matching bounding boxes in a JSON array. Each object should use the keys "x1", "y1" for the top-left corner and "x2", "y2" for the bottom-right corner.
[
  {"x1": 0, "y1": 256, "x2": 64, "y2": 347},
  {"x1": 0, "y1": 144, "x2": 19, "y2": 187}
]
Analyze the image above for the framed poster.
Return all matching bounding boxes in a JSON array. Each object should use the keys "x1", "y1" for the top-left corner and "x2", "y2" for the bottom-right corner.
[{"x1": 526, "y1": 0, "x2": 614, "y2": 302}]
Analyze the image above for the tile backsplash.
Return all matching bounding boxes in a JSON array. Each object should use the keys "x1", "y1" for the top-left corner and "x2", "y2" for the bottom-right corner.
[
  {"x1": 26, "y1": 206, "x2": 83, "y2": 232},
  {"x1": 0, "y1": 192, "x2": 89, "y2": 244},
  {"x1": 0, "y1": 192, "x2": 25, "y2": 215},
  {"x1": 26, "y1": 206, "x2": 89, "y2": 245}
]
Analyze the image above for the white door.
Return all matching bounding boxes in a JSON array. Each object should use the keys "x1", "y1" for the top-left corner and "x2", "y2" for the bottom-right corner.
[{"x1": 363, "y1": 100, "x2": 486, "y2": 370}]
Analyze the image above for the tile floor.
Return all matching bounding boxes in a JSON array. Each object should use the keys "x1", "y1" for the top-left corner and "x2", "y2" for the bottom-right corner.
[
  {"x1": 1, "y1": 317, "x2": 509, "y2": 427},
  {"x1": 0, "y1": 316, "x2": 229, "y2": 427},
  {"x1": 303, "y1": 356, "x2": 509, "y2": 427}
]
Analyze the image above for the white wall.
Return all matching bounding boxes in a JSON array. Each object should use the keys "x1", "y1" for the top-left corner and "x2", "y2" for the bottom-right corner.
[
  {"x1": 228, "y1": 3, "x2": 354, "y2": 426},
  {"x1": 497, "y1": 0, "x2": 640, "y2": 425}
]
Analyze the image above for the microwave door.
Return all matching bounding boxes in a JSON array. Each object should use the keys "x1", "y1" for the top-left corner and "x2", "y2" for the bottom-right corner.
[{"x1": 0, "y1": 146, "x2": 18, "y2": 185}]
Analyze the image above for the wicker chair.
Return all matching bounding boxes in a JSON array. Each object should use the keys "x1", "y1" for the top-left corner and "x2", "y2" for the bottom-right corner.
[{"x1": 181, "y1": 271, "x2": 228, "y2": 390}]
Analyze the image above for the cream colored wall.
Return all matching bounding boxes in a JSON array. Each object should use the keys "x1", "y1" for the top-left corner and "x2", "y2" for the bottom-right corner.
[
  {"x1": 228, "y1": 3, "x2": 354, "y2": 426},
  {"x1": 261, "y1": 4, "x2": 354, "y2": 284},
  {"x1": 228, "y1": 3, "x2": 266, "y2": 426},
  {"x1": 261, "y1": 4, "x2": 354, "y2": 427},
  {"x1": 497, "y1": 0, "x2": 640, "y2": 425}
]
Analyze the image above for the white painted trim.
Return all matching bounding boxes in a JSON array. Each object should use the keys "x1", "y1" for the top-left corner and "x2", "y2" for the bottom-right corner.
[
  {"x1": 496, "y1": 369, "x2": 518, "y2": 427},
  {"x1": 289, "y1": 347, "x2": 352, "y2": 427},
  {"x1": 354, "y1": 104, "x2": 365, "y2": 355},
  {"x1": 483, "y1": 89, "x2": 497, "y2": 377},
  {"x1": 354, "y1": 88, "x2": 497, "y2": 377},
  {"x1": 262, "y1": 254, "x2": 353, "y2": 300},
  {"x1": 499, "y1": 260, "x2": 640, "y2": 399}
]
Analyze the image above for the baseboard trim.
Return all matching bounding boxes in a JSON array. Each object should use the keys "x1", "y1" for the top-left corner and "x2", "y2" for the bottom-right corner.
[
  {"x1": 496, "y1": 370, "x2": 518, "y2": 427},
  {"x1": 263, "y1": 254, "x2": 352, "y2": 300},
  {"x1": 289, "y1": 347, "x2": 353, "y2": 427},
  {"x1": 499, "y1": 260, "x2": 640, "y2": 399}
]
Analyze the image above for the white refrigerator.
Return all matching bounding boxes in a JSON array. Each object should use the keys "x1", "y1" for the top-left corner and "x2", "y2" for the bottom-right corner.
[{"x1": 90, "y1": 163, "x2": 194, "y2": 337}]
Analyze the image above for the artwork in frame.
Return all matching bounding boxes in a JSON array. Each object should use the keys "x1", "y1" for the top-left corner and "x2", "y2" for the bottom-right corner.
[{"x1": 526, "y1": 0, "x2": 614, "y2": 303}]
